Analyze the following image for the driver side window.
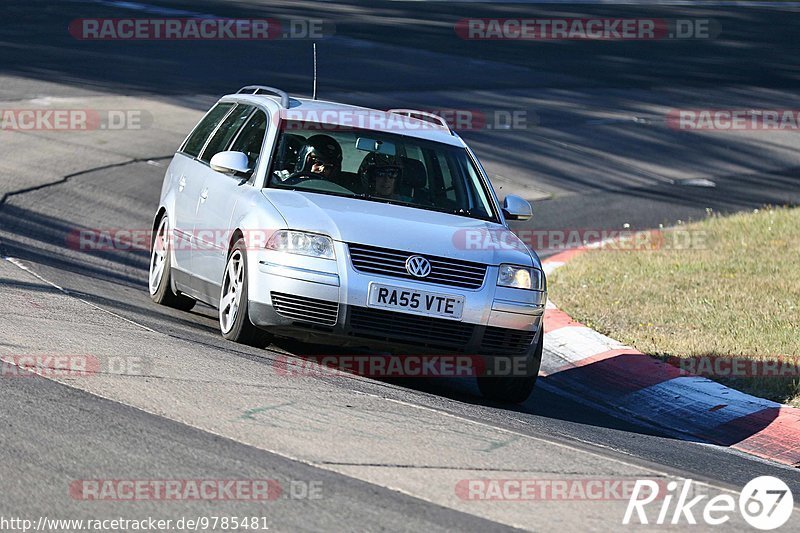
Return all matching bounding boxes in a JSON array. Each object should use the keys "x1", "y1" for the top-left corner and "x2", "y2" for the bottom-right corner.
[{"x1": 229, "y1": 110, "x2": 268, "y2": 172}]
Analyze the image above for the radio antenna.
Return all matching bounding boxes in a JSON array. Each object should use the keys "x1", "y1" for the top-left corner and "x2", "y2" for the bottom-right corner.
[{"x1": 312, "y1": 42, "x2": 318, "y2": 100}]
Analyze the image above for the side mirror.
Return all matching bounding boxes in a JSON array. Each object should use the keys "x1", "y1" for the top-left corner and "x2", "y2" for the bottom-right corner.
[
  {"x1": 210, "y1": 151, "x2": 251, "y2": 175},
  {"x1": 502, "y1": 195, "x2": 532, "y2": 221}
]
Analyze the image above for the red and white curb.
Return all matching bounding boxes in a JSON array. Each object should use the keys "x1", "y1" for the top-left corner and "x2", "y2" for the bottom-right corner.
[{"x1": 541, "y1": 249, "x2": 800, "y2": 468}]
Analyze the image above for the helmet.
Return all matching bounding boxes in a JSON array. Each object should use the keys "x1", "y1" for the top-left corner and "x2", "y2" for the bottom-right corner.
[
  {"x1": 295, "y1": 134, "x2": 343, "y2": 175},
  {"x1": 358, "y1": 152, "x2": 403, "y2": 180},
  {"x1": 358, "y1": 153, "x2": 404, "y2": 195}
]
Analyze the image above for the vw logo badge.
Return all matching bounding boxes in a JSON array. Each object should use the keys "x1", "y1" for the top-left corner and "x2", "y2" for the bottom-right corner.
[{"x1": 405, "y1": 255, "x2": 431, "y2": 278}]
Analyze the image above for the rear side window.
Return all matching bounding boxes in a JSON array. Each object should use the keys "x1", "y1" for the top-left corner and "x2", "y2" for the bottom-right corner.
[
  {"x1": 181, "y1": 103, "x2": 234, "y2": 158},
  {"x1": 200, "y1": 104, "x2": 254, "y2": 163},
  {"x1": 229, "y1": 110, "x2": 268, "y2": 171}
]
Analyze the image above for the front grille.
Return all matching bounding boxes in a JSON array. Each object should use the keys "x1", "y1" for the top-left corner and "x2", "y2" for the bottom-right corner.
[
  {"x1": 348, "y1": 243, "x2": 487, "y2": 289},
  {"x1": 480, "y1": 326, "x2": 536, "y2": 355},
  {"x1": 348, "y1": 307, "x2": 475, "y2": 350},
  {"x1": 271, "y1": 292, "x2": 339, "y2": 327}
]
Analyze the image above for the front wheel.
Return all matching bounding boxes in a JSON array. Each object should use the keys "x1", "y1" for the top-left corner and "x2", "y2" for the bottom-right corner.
[
  {"x1": 149, "y1": 215, "x2": 195, "y2": 311},
  {"x1": 477, "y1": 329, "x2": 543, "y2": 404},
  {"x1": 219, "y1": 239, "x2": 272, "y2": 348}
]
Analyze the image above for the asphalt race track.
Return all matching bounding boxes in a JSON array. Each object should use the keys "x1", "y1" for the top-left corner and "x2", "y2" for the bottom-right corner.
[{"x1": 1, "y1": 1, "x2": 799, "y2": 531}]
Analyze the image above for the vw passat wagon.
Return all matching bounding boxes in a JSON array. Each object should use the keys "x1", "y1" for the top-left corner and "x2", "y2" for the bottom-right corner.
[{"x1": 150, "y1": 86, "x2": 546, "y2": 402}]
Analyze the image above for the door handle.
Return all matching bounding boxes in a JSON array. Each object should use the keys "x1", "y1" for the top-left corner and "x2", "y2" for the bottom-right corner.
[
  {"x1": 178, "y1": 175, "x2": 187, "y2": 192},
  {"x1": 200, "y1": 188, "x2": 209, "y2": 203}
]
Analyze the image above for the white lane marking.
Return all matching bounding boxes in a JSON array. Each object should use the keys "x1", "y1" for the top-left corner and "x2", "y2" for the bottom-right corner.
[
  {"x1": 26, "y1": 96, "x2": 84, "y2": 106},
  {"x1": 679, "y1": 178, "x2": 717, "y2": 187},
  {"x1": 4, "y1": 256, "x2": 156, "y2": 333}
]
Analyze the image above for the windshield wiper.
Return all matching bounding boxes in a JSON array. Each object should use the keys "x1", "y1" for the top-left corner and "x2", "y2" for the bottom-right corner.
[
  {"x1": 448, "y1": 208, "x2": 493, "y2": 221},
  {"x1": 356, "y1": 194, "x2": 492, "y2": 221},
  {"x1": 355, "y1": 194, "x2": 418, "y2": 209}
]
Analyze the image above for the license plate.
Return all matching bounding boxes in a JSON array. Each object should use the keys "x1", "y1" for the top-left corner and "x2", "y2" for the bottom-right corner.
[{"x1": 367, "y1": 283, "x2": 464, "y2": 320}]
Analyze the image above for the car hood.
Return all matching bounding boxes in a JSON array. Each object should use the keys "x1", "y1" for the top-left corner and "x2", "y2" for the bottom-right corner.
[{"x1": 262, "y1": 189, "x2": 539, "y2": 267}]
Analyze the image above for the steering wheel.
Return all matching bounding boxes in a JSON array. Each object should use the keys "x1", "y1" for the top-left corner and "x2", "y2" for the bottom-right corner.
[{"x1": 281, "y1": 170, "x2": 328, "y2": 186}]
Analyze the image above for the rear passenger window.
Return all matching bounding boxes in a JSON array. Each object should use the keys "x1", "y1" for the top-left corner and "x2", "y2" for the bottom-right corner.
[
  {"x1": 229, "y1": 110, "x2": 268, "y2": 171},
  {"x1": 181, "y1": 103, "x2": 234, "y2": 158},
  {"x1": 200, "y1": 104, "x2": 254, "y2": 163}
]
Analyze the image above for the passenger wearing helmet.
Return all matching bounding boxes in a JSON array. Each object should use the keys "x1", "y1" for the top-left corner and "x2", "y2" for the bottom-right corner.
[
  {"x1": 358, "y1": 153, "x2": 413, "y2": 203},
  {"x1": 295, "y1": 134, "x2": 342, "y2": 179}
]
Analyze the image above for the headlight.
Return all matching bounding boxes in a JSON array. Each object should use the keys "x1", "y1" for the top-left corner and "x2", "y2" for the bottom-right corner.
[
  {"x1": 266, "y1": 230, "x2": 335, "y2": 260},
  {"x1": 497, "y1": 264, "x2": 544, "y2": 290}
]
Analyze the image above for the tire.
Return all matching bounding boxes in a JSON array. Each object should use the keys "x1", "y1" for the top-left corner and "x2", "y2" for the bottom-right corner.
[
  {"x1": 149, "y1": 215, "x2": 196, "y2": 311},
  {"x1": 219, "y1": 239, "x2": 272, "y2": 348},
  {"x1": 477, "y1": 329, "x2": 543, "y2": 404}
]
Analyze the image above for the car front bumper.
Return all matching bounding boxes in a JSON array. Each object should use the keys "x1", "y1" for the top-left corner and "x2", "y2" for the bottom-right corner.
[{"x1": 247, "y1": 245, "x2": 545, "y2": 356}]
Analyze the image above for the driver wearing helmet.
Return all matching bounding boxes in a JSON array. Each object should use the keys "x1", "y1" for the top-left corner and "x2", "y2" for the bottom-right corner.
[
  {"x1": 274, "y1": 134, "x2": 342, "y2": 182},
  {"x1": 358, "y1": 153, "x2": 413, "y2": 203},
  {"x1": 295, "y1": 134, "x2": 342, "y2": 179}
]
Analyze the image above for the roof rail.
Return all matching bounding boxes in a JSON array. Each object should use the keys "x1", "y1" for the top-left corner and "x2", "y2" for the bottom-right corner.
[
  {"x1": 388, "y1": 109, "x2": 454, "y2": 135},
  {"x1": 236, "y1": 86, "x2": 290, "y2": 108}
]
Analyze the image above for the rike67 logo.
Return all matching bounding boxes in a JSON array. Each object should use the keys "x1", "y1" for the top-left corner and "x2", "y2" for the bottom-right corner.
[{"x1": 624, "y1": 476, "x2": 794, "y2": 530}]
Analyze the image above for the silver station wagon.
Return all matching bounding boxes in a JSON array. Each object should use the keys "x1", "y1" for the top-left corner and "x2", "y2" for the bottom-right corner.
[{"x1": 149, "y1": 86, "x2": 546, "y2": 402}]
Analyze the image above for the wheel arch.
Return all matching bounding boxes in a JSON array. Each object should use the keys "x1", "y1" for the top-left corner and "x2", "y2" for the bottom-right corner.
[
  {"x1": 227, "y1": 228, "x2": 245, "y2": 256},
  {"x1": 151, "y1": 207, "x2": 167, "y2": 238},
  {"x1": 150, "y1": 206, "x2": 178, "y2": 294}
]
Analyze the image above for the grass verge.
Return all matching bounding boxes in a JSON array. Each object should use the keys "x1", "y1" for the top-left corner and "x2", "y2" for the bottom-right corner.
[{"x1": 548, "y1": 206, "x2": 800, "y2": 407}]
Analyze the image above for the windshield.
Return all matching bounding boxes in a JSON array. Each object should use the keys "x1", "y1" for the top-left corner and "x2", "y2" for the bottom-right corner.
[{"x1": 266, "y1": 122, "x2": 499, "y2": 222}]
